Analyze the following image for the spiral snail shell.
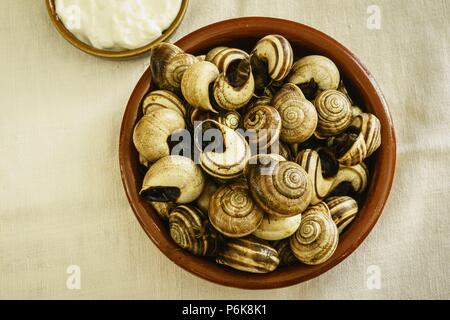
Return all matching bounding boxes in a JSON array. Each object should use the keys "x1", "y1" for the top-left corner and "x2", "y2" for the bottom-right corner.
[
  {"x1": 209, "y1": 182, "x2": 264, "y2": 237},
  {"x1": 244, "y1": 154, "x2": 312, "y2": 217},
  {"x1": 272, "y1": 83, "x2": 318, "y2": 144},
  {"x1": 216, "y1": 236, "x2": 280, "y2": 273},
  {"x1": 290, "y1": 202, "x2": 339, "y2": 265},
  {"x1": 206, "y1": 47, "x2": 249, "y2": 73},
  {"x1": 150, "y1": 43, "x2": 196, "y2": 92},
  {"x1": 287, "y1": 55, "x2": 340, "y2": 94},
  {"x1": 243, "y1": 104, "x2": 282, "y2": 151},
  {"x1": 324, "y1": 196, "x2": 358, "y2": 234},
  {"x1": 140, "y1": 155, "x2": 205, "y2": 204},
  {"x1": 142, "y1": 90, "x2": 186, "y2": 116},
  {"x1": 314, "y1": 89, "x2": 353, "y2": 137},
  {"x1": 133, "y1": 107, "x2": 185, "y2": 165},
  {"x1": 169, "y1": 205, "x2": 218, "y2": 256},
  {"x1": 196, "y1": 120, "x2": 251, "y2": 180},
  {"x1": 329, "y1": 163, "x2": 369, "y2": 196},
  {"x1": 253, "y1": 213, "x2": 302, "y2": 241},
  {"x1": 251, "y1": 35, "x2": 294, "y2": 82},
  {"x1": 296, "y1": 148, "x2": 339, "y2": 205},
  {"x1": 273, "y1": 239, "x2": 298, "y2": 266},
  {"x1": 190, "y1": 108, "x2": 241, "y2": 130}
]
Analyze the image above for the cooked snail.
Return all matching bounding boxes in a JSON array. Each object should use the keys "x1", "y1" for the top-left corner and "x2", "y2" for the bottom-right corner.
[
  {"x1": 133, "y1": 107, "x2": 185, "y2": 165},
  {"x1": 251, "y1": 35, "x2": 294, "y2": 87},
  {"x1": 272, "y1": 83, "x2": 318, "y2": 144},
  {"x1": 196, "y1": 120, "x2": 251, "y2": 180},
  {"x1": 253, "y1": 213, "x2": 302, "y2": 241},
  {"x1": 243, "y1": 104, "x2": 282, "y2": 151},
  {"x1": 216, "y1": 236, "x2": 280, "y2": 273},
  {"x1": 142, "y1": 90, "x2": 186, "y2": 116},
  {"x1": 209, "y1": 182, "x2": 263, "y2": 237},
  {"x1": 287, "y1": 55, "x2": 340, "y2": 98},
  {"x1": 150, "y1": 43, "x2": 196, "y2": 92},
  {"x1": 324, "y1": 196, "x2": 358, "y2": 234},
  {"x1": 273, "y1": 239, "x2": 298, "y2": 266},
  {"x1": 196, "y1": 179, "x2": 219, "y2": 214},
  {"x1": 169, "y1": 205, "x2": 218, "y2": 256},
  {"x1": 290, "y1": 202, "x2": 338, "y2": 265},
  {"x1": 244, "y1": 154, "x2": 312, "y2": 217},
  {"x1": 314, "y1": 89, "x2": 353, "y2": 137},
  {"x1": 296, "y1": 148, "x2": 339, "y2": 204},
  {"x1": 140, "y1": 155, "x2": 205, "y2": 204}
]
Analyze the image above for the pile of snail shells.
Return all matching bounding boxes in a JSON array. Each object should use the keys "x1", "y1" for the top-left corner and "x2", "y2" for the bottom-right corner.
[{"x1": 132, "y1": 35, "x2": 382, "y2": 273}]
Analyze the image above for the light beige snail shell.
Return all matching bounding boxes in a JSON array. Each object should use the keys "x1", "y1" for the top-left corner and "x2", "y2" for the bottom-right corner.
[
  {"x1": 314, "y1": 89, "x2": 353, "y2": 137},
  {"x1": 290, "y1": 202, "x2": 339, "y2": 265},
  {"x1": 169, "y1": 205, "x2": 217, "y2": 256},
  {"x1": 209, "y1": 182, "x2": 264, "y2": 237},
  {"x1": 272, "y1": 83, "x2": 318, "y2": 144},
  {"x1": 206, "y1": 47, "x2": 249, "y2": 72},
  {"x1": 196, "y1": 120, "x2": 251, "y2": 180},
  {"x1": 142, "y1": 90, "x2": 186, "y2": 116},
  {"x1": 163, "y1": 53, "x2": 198, "y2": 92},
  {"x1": 190, "y1": 108, "x2": 241, "y2": 130},
  {"x1": 216, "y1": 236, "x2": 280, "y2": 273},
  {"x1": 251, "y1": 34, "x2": 294, "y2": 81},
  {"x1": 324, "y1": 196, "x2": 358, "y2": 234},
  {"x1": 329, "y1": 163, "x2": 369, "y2": 195},
  {"x1": 133, "y1": 107, "x2": 185, "y2": 165},
  {"x1": 150, "y1": 43, "x2": 183, "y2": 91},
  {"x1": 351, "y1": 113, "x2": 382, "y2": 158},
  {"x1": 195, "y1": 179, "x2": 219, "y2": 214},
  {"x1": 243, "y1": 104, "x2": 282, "y2": 151},
  {"x1": 140, "y1": 155, "x2": 205, "y2": 204},
  {"x1": 296, "y1": 149, "x2": 336, "y2": 205},
  {"x1": 253, "y1": 213, "x2": 302, "y2": 241},
  {"x1": 287, "y1": 55, "x2": 340, "y2": 91},
  {"x1": 244, "y1": 154, "x2": 312, "y2": 217},
  {"x1": 181, "y1": 61, "x2": 220, "y2": 113},
  {"x1": 148, "y1": 201, "x2": 175, "y2": 220}
]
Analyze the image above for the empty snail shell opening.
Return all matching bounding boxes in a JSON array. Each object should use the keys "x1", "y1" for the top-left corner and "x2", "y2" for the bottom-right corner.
[
  {"x1": 298, "y1": 79, "x2": 319, "y2": 100},
  {"x1": 317, "y1": 147, "x2": 339, "y2": 178},
  {"x1": 328, "y1": 126, "x2": 361, "y2": 158},
  {"x1": 225, "y1": 58, "x2": 251, "y2": 87},
  {"x1": 140, "y1": 186, "x2": 181, "y2": 202},
  {"x1": 250, "y1": 54, "x2": 271, "y2": 90}
]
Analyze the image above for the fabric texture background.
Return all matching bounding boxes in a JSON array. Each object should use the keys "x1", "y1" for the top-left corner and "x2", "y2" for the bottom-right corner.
[{"x1": 0, "y1": 0, "x2": 449, "y2": 299}]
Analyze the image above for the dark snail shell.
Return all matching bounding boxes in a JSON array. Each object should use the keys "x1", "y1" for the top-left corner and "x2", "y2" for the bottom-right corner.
[
  {"x1": 273, "y1": 239, "x2": 298, "y2": 266},
  {"x1": 209, "y1": 182, "x2": 264, "y2": 237},
  {"x1": 216, "y1": 236, "x2": 280, "y2": 273},
  {"x1": 244, "y1": 154, "x2": 312, "y2": 217},
  {"x1": 243, "y1": 104, "x2": 282, "y2": 151},
  {"x1": 169, "y1": 205, "x2": 218, "y2": 256},
  {"x1": 290, "y1": 202, "x2": 338, "y2": 265},
  {"x1": 324, "y1": 196, "x2": 358, "y2": 234}
]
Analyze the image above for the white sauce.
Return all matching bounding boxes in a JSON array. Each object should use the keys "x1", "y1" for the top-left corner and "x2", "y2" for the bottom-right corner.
[{"x1": 55, "y1": 0, "x2": 182, "y2": 51}]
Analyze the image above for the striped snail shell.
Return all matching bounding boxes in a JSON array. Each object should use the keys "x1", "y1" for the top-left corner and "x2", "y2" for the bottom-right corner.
[
  {"x1": 181, "y1": 61, "x2": 220, "y2": 113},
  {"x1": 209, "y1": 182, "x2": 264, "y2": 237},
  {"x1": 296, "y1": 148, "x2": 339, "y2": 205},
  {"x1": 196, "y1": 120, "x2": 251, "y2": 180},
  {"x1": 196, "y1": 179, "x2": 219, "y2": 214},
  {"x1": 253, "y1": 213, "x2": 302, "y2": 241},
  {"x1": 190, "y1": 108, "x2": 241, "y2": 130},
  {"x1": 140, "y1": 155, "x2": 205, "y2": 204},
  {"x1": 273, "y1": 239, "x2": 298, "y2": 266},
  {"x1": 216, "y1": 236, "x2": 280, "y2": 273},
  {"x1": 329, "y1": 163, "x2": 369, "y2": 196},
  {"x1": 148, "y1": 201, "x2": 175, "y2": 220},
  {"x1": 213, "y1": 57, "x2": 255, "y2": 110},
  {"x1": 290, "y1": 202, "x2": 339, "y2": 265},
  {"x1": 287, "y1": 55, "x2": 340, "y2": 93},
  {"x1": 324, "y1": 196, "x2": 358, "y2": 234},
  {"x1": 206, "y1": 47, "x2": 249, "y2": 73},
  {"x1": 351, "y1": 113, "x2": 381, "y2": 158},
  {"x1": 169, "y1": 205, "x2": 218, "y2": 256},
  {"x1": 150, "y1": 44, "x2": 196, "y2": 92},
  {"x1": 251, "y1": 35, "x2": 294, "y2": 82},
  {"x1": 244, "y1": 154, "x2": 312, "y2": 217},
  {"x1": 314, "y1": 89, "x2": 353, "y2": 137},
  {"x1": 272, "y1": 83, "x2": 318, "y2": 144},
  {"x1": 142, "y1": 90, "x2": 186, "y2": 116},
  {"x1": 243, "y1": 104, "x2": 282, "y2": 151},
  {"x1": 133, "y1": 107, "x2": 185, "y2": 165}
]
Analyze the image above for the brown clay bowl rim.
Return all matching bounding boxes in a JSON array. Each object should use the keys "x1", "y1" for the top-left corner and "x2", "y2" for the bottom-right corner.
[
  {"x1": 45, "y1": 0, "x2": 189, "y2": 59},
  {"x1": 119, "y1": 17, "x2": 396, "y2": 289}
]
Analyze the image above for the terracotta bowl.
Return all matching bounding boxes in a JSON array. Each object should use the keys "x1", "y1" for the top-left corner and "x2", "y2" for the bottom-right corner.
[
  {"x1": 119, "y1": 17, "x2": 396, "y2": 289},
  {"x1": 45, "y1": 0, "x2": 189, "y2": 59}
]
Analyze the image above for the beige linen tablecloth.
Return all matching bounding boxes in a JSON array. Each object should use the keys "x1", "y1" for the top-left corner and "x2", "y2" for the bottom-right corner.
[{"x1": 0, "y1": 0, "x2": 449, "y2": 299}]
